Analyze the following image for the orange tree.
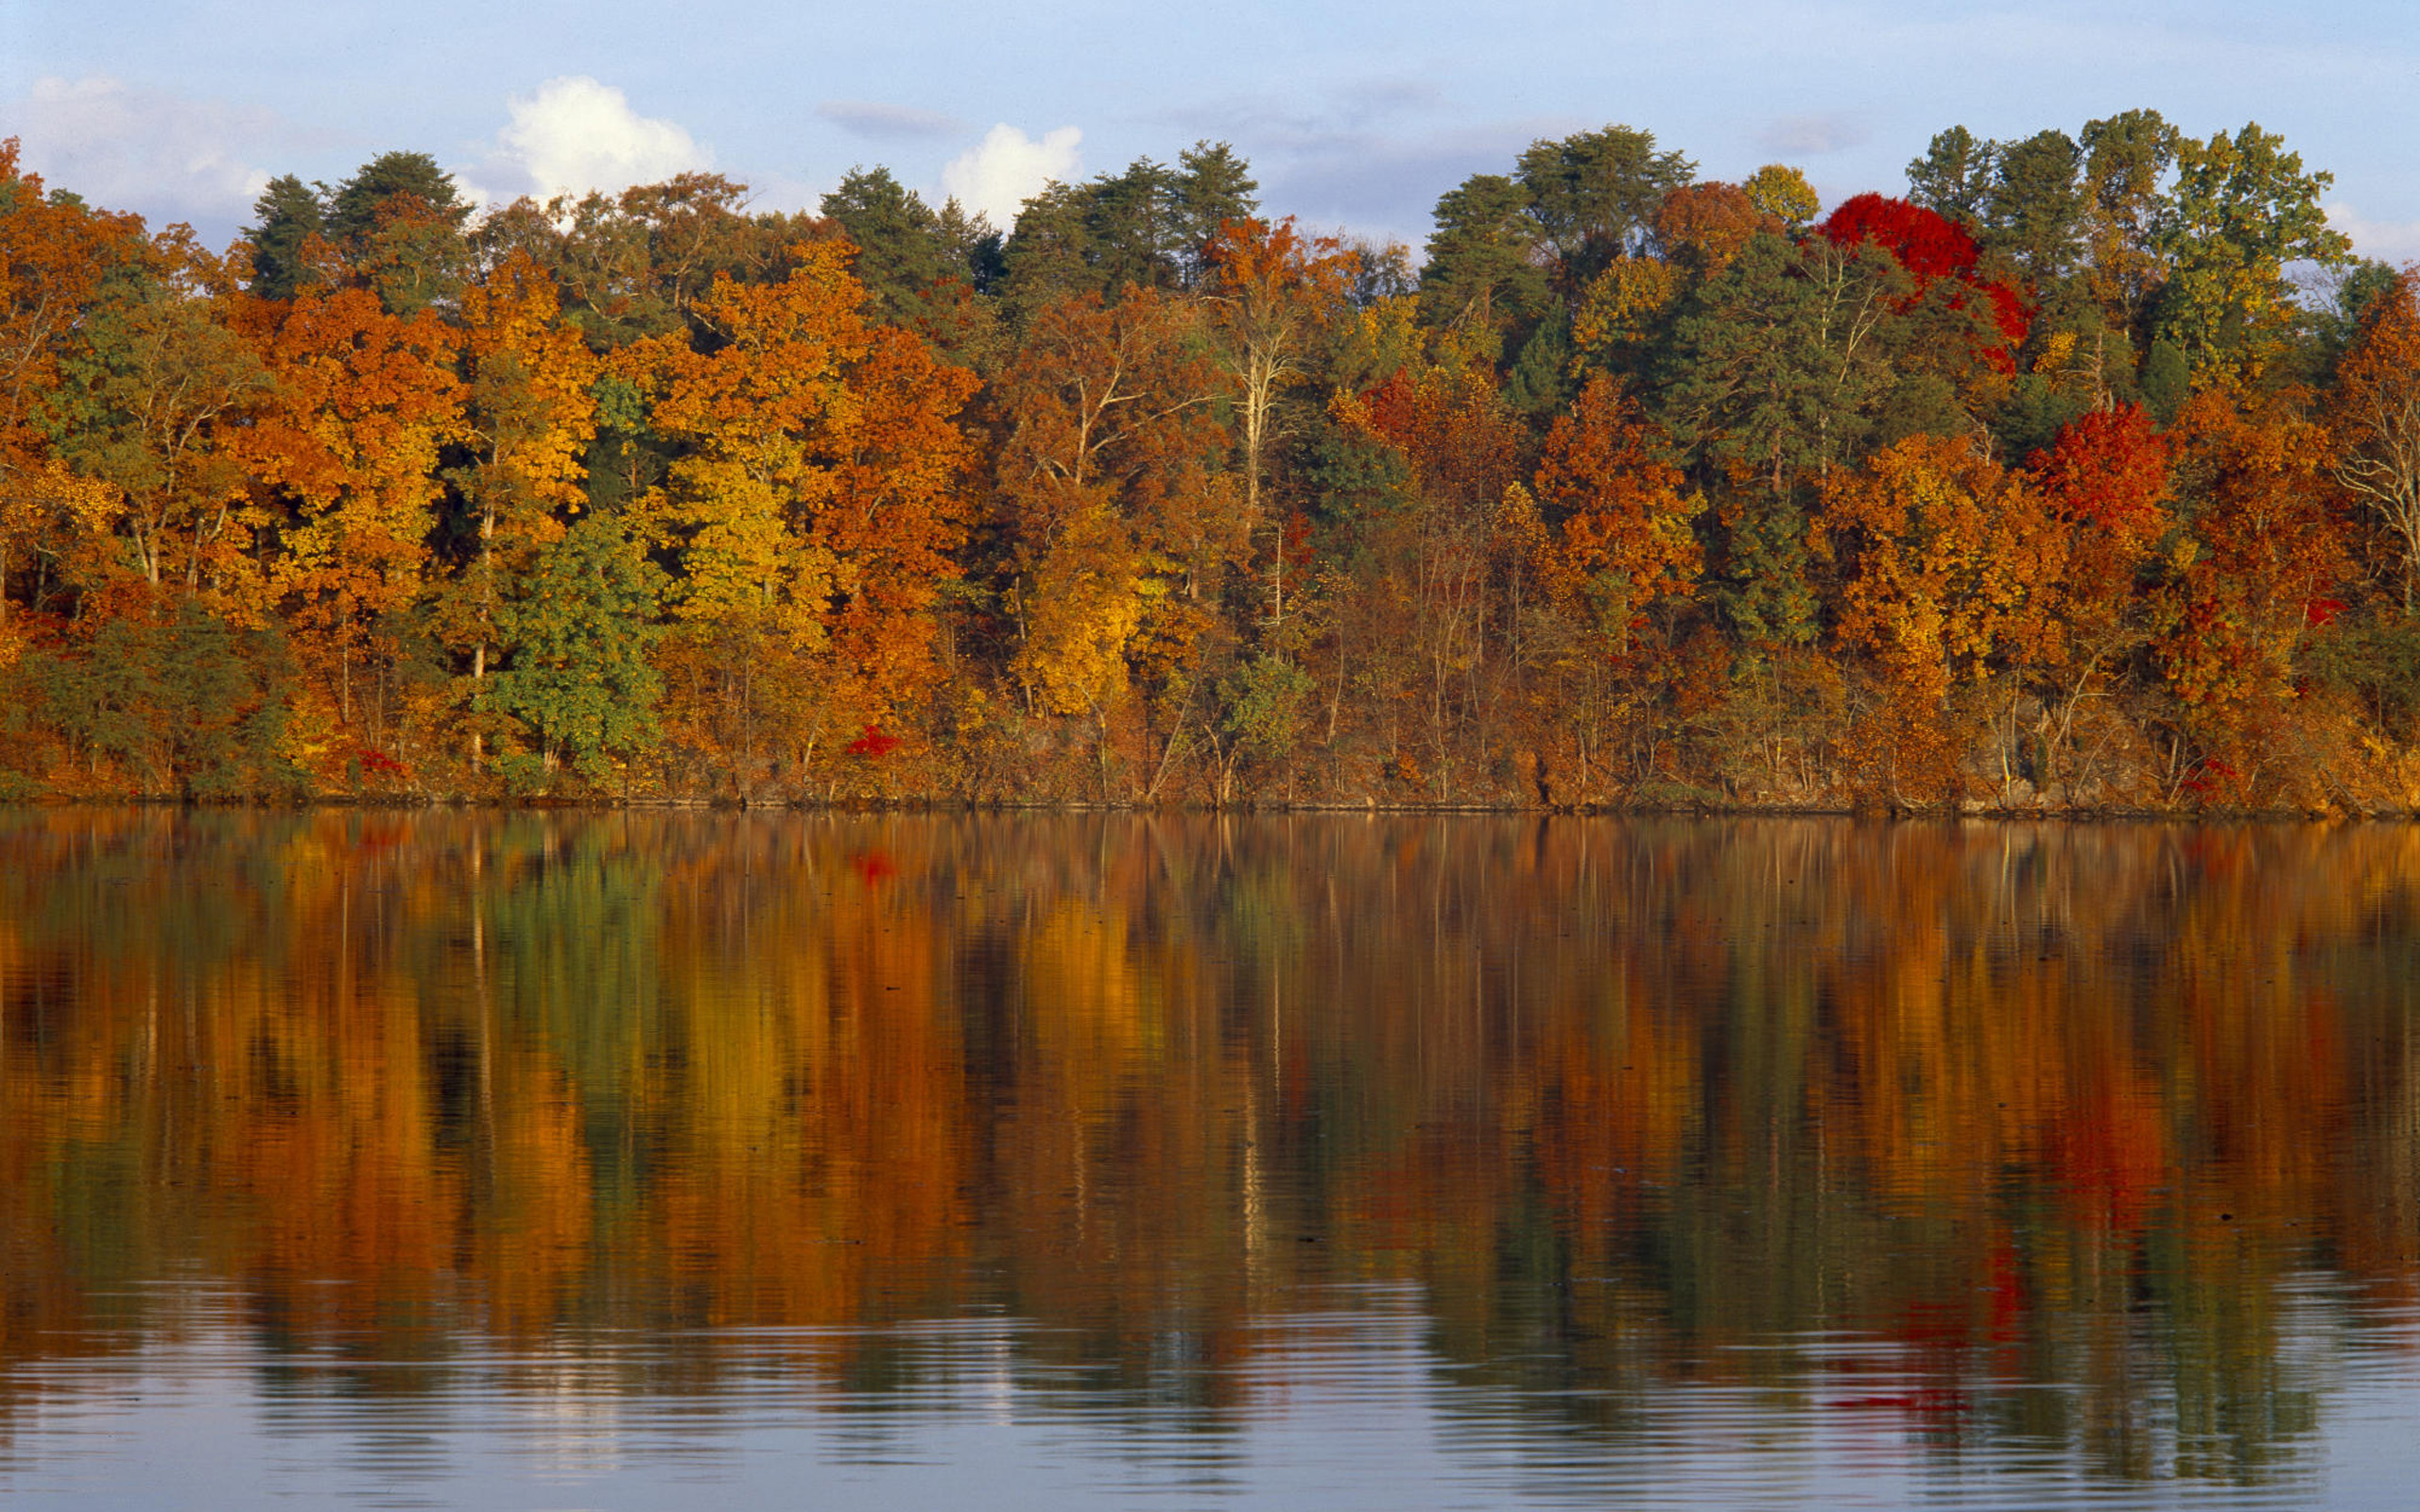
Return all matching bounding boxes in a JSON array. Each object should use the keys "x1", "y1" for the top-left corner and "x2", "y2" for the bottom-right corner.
[{"x1": 626, "y1": 239, "x2": 977, "y2": 796}]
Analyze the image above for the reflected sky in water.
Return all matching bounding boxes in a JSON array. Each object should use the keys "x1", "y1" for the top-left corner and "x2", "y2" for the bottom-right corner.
[{"x1": 3, "y1": 812, "x2": 2418, "y2": 1508}]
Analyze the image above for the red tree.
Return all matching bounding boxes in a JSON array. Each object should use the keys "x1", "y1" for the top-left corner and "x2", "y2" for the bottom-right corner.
[{"x1": 1818, "y1": 193, "x2": 2029, "y2": 350}]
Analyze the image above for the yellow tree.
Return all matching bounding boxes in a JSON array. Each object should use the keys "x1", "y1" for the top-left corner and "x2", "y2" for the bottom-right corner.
[
  {"x1": 1530, "y1": 375, "x2": 1703, "y2": 647},
  {"x1": 1815, "y1": 435, "x2": 2046, "y2": 803},
  {"x1": 2157, "y1": 124, "x2": 2351, "y2": 390},
  {"x1": 446, "y1": 251, "x2": 598, "y2": 757},
  {"x1": 810, "y1": 284, "x2": 980, "y2": 725},
  {"x1": 1331, "y1": 339, "x2": 1529, "y2": 790},
  {"x1": 630, "y1": 240, "x2": 977, "y2": 789},
  {"x1": 0, "y1": 140, "x2": 147, "y2": 629},
  {"x1": 1200, "y1": 217, "x2": 1357, "y2": 626},
  {"x1": 1524, "y1": 375, "x2": 1703, "y2": 790},
  {"x1": 2152, "y1": 388, "x2": 2352, "y2": 800},
  {"x1": 2329, "y1": 266, "x2": 2420, "y2": 611},
  {"x1": 1742, "y1": 163, "x2": 1820, "y2": 230},
  {"x1": 994, "y1": 288, "x2": 1228, "y2": 736}
]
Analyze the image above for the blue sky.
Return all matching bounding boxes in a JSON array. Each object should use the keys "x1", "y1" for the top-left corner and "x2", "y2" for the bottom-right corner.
[{"x1": 7, "y1": 0, "x2": 2416, "y2": 260}]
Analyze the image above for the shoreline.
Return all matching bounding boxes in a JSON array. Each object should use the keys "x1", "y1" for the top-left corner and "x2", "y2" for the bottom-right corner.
[{"x1": 8, "y1": 796, "x2": 2411, "y2": 822}]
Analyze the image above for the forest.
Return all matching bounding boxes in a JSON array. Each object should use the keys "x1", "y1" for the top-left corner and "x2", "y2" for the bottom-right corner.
[{"x1": 1, "y1": 113, "x2": 2414, "y2": 810}]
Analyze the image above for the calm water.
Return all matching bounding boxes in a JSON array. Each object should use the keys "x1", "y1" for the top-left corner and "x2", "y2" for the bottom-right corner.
[{"x1": 2, "y1": 811, "x2": 2417, "y2": 1510}]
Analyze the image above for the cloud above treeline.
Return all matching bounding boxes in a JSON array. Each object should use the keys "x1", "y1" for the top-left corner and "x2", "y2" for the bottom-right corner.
[
  {"x1": 941, "y1": 124, "x2": 1082, "y2": 226},
  {"x1": 2325, "y1": 200, "x2": 2420, "y2": 265},
  {"x1": 14, "y1": 62, "x2": 2417, "y2": 269},
  {"x1": 458, "y1": 76, "x2": 712, "y2": 206},
  {"x1": 2, "y1": 75, "x2": 283, "y2": 226}
]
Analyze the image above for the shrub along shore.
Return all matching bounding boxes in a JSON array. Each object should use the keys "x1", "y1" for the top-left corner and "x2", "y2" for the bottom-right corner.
[{"x1": 5, "y1": 115, "x2": 2417, "y2": 814}]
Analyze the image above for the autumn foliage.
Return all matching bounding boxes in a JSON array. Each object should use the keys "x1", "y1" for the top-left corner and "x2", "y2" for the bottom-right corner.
[
  {"x1": 0, "y1": 116, "x2": 2412, "y2": 811},
  {"x1": 3, "y1": 812, "x2": 2413, "y2": 1462},
  {"x1": 1819, "y1": 192, "x2": 2029, "y2": 348}
]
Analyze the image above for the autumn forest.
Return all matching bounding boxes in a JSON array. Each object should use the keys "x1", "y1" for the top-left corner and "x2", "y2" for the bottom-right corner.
[{"x1": 2, "y1": 113, "x2": 2414, "y2": 810}]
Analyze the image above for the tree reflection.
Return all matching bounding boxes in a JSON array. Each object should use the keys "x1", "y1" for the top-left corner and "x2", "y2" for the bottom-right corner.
[{"x1": 2, "y1": 811, "x2": 2415, "y2": 1486}]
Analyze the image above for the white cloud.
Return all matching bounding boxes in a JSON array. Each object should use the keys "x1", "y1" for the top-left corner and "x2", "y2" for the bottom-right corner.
[
  {"x1": 2, "y1": 75, "x2": 277, "y2": 227},
  {"x1": 465, "y1": 77, "x2": 710, "y2": 205},
  {"x1": 2326, "y1": 200, "x2": 2420, "y2": 266},
  {"x1": 942, "y1": 124, "x2": 1081, "y2": 229}
]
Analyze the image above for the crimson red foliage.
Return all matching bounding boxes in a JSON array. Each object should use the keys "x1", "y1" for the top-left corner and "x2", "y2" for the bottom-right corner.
[
  {"x1": 1820, "y1": 194, "x2": 1982, "y2": 281},
  {"x1": 2181, "y1": 757, "x2": 2240, "y2": 799},
  {"x1": 1817, "y1": 193, "x2": 2029, "y2": 351},
  {"x1": 845, "y1": 724, "x2": 903, "y2": 759},
  {"x1": 2027, "y1": 405, "x2": 2169, "y2": 537}
]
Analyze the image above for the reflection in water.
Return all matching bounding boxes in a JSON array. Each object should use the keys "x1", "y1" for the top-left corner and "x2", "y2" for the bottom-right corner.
[{"x1": 1, "y1": 812, "x2": 2417, "y2": 1507}]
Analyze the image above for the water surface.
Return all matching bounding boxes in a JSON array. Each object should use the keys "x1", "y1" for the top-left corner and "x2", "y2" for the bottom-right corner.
[{"x1": 3, "y1": 812, "x2": 2417, "y2": 1508}]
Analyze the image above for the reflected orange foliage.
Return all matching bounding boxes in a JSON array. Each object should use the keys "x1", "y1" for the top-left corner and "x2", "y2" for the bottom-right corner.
[{"x1": 1, "y1": 813, "x2": 2415, "y2": 1466}]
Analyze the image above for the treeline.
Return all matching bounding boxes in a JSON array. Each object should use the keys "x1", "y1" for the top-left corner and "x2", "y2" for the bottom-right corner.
[{"x1": 2, "y1": 114, "x2": 2416, "y2": 809}]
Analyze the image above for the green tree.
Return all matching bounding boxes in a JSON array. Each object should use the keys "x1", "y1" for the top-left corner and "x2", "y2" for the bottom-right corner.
[
  {"x1": 487, "y1": 512, "x2": 666, "y2": 786},
  {"x1": 1514, "y1": 124, "x2": 1695, "y2": 295},
  {"x1": 25, "y1": 600, "x2": 302, "y2": 798},
  {"x1": 1656, "y1": 232, "x2": 1915, "y2": 644},
  {"x1": 1417, "y1": 172, "x2": 1551, "y2": 352},
  {"x1": 2154, "y1": 123, "x2": 2352, "y2": 387},
  {"x1": 820, "y1": 167, "x2": 1004, "y2": 369},
  {"x1": 242, "y1": 173, "x2": 330, "y2": 301},
  {"x1": 2079, "y1": 109, "x2": 2180, "y2": 340},
  {"x1": 821, "y1": 167, "x2": 958, "y2": 314},
  {"x1": 1171, "y1": 141, "x2": 1260, "y2": 281},
  {"x1": 326, "y1": 150, "x2": 466, "y2": 244},
  {"x1": 1658, "y1": 232, "x2": 1908, "y2": 497},
  {"x1": 1907, "y1": 127, "x2": 1997, "y2": 226},
  {"x1": 54, "y1": 237, "x2": 270, "y2": 591},
  {"x1": 1210, "y1": 651, "x2": 1315, "y2": 799},
  {"x1": 995, "y1": 144, "x2": 1257, "y2": 320},
  {"x1": 327, "y1": 151, "x2": 474, "y2": 317},
  {"x1": 1985, "y1": 129, "x2": 2085, "y2": 285}
]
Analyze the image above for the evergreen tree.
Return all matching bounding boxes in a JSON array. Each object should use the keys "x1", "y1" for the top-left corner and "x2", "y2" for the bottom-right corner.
[
  {"x1": 821, "y1": 166, "x2": 960, "y2": 320},
  {"x1": 1513, "y1": 124, "x2": 1694, "y2": 294},
  {"x1": 1417, "y1": 172, "x2": 1550, "y2": 352},
  {"x1": 488, "y1": 513, "x2": 666, "y2": 787},
  {"x1": 243, "y1": 173, "x2": 329, "y2": 301},
  {"x1": 326, "y1": 150, "x2": 467, "y2": 244},
  {"x1": 1984, "y1": 129, "x2": 2085, "y2": 285},
  {"x1": 327, "y1": 150, "x2": 473, "y2": 316},
  {"x1": 997, "y1": 144, "x2": 1259, "y2": 321},
  {"x1": 1906, "y1": 127, "x2": 1997, "y2": 226},
  {"x1": 1172, "y1": 140, "x2": 1260, "y2": 281}
]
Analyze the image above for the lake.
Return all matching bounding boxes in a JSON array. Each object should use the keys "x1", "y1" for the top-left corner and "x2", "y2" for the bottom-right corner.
[{"x1": 2, "y1": 811, "x2": 2416, "y2": 1509}]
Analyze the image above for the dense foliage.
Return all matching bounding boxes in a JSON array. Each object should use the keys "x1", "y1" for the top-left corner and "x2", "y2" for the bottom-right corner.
[{"x1": 2, "y1": 117, "x2": 2413, "y2": 809}]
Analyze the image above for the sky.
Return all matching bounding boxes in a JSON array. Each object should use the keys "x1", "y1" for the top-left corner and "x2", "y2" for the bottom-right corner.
[{"x1": 5, "y1": 0, "x2": 2417, "y2": 262}]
